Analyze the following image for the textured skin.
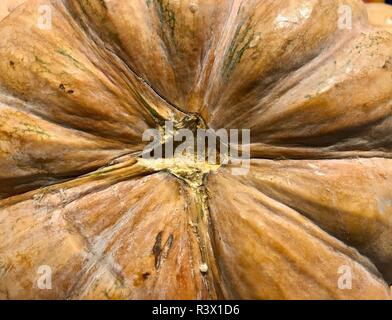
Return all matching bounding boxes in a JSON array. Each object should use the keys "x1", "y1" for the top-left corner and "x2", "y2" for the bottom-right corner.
[
  {"x1": 0, "y1": 0, "x2": 26, "y2": 21},
  {"x1": 0, "y1": 0, "x2": 391, "y2": 300}
]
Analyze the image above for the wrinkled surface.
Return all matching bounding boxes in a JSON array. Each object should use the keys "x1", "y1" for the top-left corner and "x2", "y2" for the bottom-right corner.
[
  {"x1": 0, "y1": 0, "x2": 392, "y2": 300},
  {"x1": 0, "y1": 166, "x2": 212, "y2": 299},
  {"x1": 207, "y1": 166, "x2": 390, "y2": 299}
]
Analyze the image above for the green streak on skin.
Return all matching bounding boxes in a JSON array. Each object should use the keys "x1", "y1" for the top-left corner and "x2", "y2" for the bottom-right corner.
[
  {"x1": 156, "y1": 0, "x2": 176, "y2": 38},
  {"x1": 133, "y1": 90, "x2": 166, "y2": 124},
  {"x1": 20, "y1": 123, "x2": 51, "y2": 138},
  {"x1": 57, "y1": 49, "x2": 86, "y2": 71},
  {"x1": 34, "y1": 55, "x2": 52, "y2": 73},
  {"x1": 222, "y1": 16, "x2": 256, "y2": 81},
  {"x1": 34, "y1": 56, "x2": 46, "y2": 65}
]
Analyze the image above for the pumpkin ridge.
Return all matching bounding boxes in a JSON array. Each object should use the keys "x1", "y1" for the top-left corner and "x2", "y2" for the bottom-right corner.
[
  {"x1": 224, "y1": 158, "x2": 392, "y2": 286},
  {"x1": 205, "y1": 167, "x2": 391, "y2": 299},
  {"x1": 63, "y1": 0, "x2": 195, "y2": 125}
]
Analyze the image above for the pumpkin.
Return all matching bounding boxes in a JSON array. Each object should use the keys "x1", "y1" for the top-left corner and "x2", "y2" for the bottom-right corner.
[
  {"x1": 366, "y1": 3, "x2": 392, "y2": 32},
  {"x1": 0, "y1": 0, "x2": 391, "y2": 300}
]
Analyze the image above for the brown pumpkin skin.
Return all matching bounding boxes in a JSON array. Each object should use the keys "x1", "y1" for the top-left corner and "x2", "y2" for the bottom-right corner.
[
  {"x1": 0, "y1": 0, "x2": 391, "y2": 300},
  {"x1": 0, "y1": 0, "x2": 26, "y2": 21},
  {"x1": 366, "y1": 3, "x2": 392, "y2": 32}
]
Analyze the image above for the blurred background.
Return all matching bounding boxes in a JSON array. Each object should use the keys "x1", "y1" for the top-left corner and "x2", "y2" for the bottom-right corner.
[{"x1": 365, "y1": 0, "x2": 391, "y2": 3}]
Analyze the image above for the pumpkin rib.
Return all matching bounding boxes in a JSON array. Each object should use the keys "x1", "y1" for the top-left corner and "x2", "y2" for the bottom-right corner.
[
  {"x1": 0, "y1": 0, "x2": 166, "y2": 143},
  {"x1": 62, "y1": 0, "x2": 203, "y2": 120},
  {"x1": 0, "y1": 157, "x2": 226, "y2": 299},
  {"x1": 63, "y1": 0, "x2": 367, "y2": 118},
  {"x1": 0, "y1": 169, "x2": 220, "y2": 299},
  {"x1": 0, "y1": 0, "x2": 192, "y2": 198},
  {"x1": 136, "y1": 157, "x2": 226, "y2": 298},
  {"x1": 0, "y1": 90, "x2": 133, "y2": 143},
  {"x1": 224, "y1": 158, "x2": 392, "y2": 285},
  {"x1": 210, "y1": 165, "x2": 387, "y2": 279},
  {"x1": 202, "y1": 0, "x2": 368, "y2": 123},
  {"x1": 208, "y1": 25, "x2": 361, "y2": 128},
  {"x1": 0, "y1": 98, "x2": 141, "y2": 199},
  {"x1": 201, "y1": 0, "x2": 367, "y2": 120},
  {"x1": 0, "y1": 157, "x2": 150, "y2": 206},
  {"x1": 0, "y1": 92, "x2": 151, "y2": 199},
  {"x1": 248, "y1": 144, "x2": 392, "y2": 160},
  {"x1": 63, "y1": 0, "x2": 238, "y2": 113},
  {"x1": 60, "y1": 173, "x2": 188, "y2": 299},
  {"x1": 0, "y1": 160, "x2": 146, "y2": 299},
  {"x1": 215, "y1": 28, "x2": 392, "y2": 160},
  {"x1": 210, "y1": 27, "x2": 379, "y2": 130},
  {"x1": 43, "y1": 0, "x2": 192, "y2": 128},
  {"x1": 206, "y1": 168, "x2": 391, "y2": 299}
]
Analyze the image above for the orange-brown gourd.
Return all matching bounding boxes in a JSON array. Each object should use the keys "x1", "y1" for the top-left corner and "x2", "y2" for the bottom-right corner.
[{"x1": 0, "y1": 0, "x2": 391, "y2": 300}]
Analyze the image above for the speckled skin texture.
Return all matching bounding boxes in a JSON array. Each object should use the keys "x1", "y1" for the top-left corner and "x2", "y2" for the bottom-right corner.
[{"x1": 0, "y1": 0, "x2": 391, "y2": 299}]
